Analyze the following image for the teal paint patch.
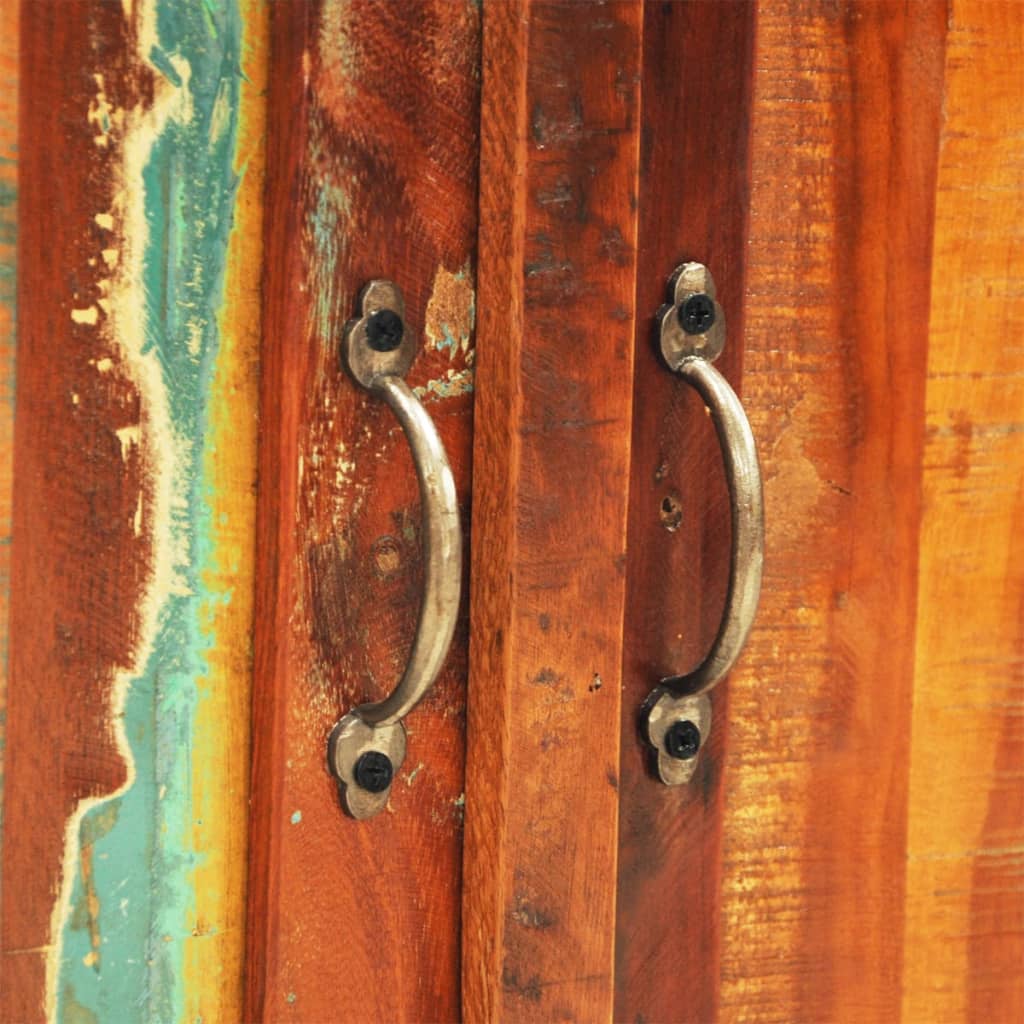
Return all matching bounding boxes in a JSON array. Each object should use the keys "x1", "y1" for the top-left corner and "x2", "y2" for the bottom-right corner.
[
  {"x1": 306, "y1": 126, "x2": 351, "y2": 345},
  {"x1": 412, "y1": 367, "x2": 475, "y2": 403},
  {"x1": 54, "y1": 2, "x2": 245, "y2": 1021},
  {"x1": 289, "y1": 810, "x2": 301, "y2": 825}
]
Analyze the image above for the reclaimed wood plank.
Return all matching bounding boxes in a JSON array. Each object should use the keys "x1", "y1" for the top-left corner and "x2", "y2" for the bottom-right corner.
[
  {"x1": 0, "y1": 0, "x2": 19, "y2": 935},
  {"x1": 614, "y1": 2, "x2": 756, "y2": 1020},
  {"x1": 902, "y1": 2, "x2": 1024, "y2": 1020},
  {"x1": 719, "y1": 3, "x2": 948, "y2": 1021},
  {"x1": 1, "y1": 2, "x2": 264, "y2": 1019},
  {"x1": 183, "y1": 2, "x2": 267, "y2": 1018},
  {"x1": 245, "y1": 1, "x2": 481, "y2": 1019},
  {"x1": 462, "y1": 2, "x2": 643, "y2": 1020}
]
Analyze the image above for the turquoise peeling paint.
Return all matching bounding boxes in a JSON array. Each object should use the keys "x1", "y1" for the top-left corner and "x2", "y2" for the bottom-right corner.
[
  {"x1": 308, "y1": 118, "x2": 349, "y2": 347},
  {"x1": 56, "y1": 2, "x2": 244, "y2": 1021}
]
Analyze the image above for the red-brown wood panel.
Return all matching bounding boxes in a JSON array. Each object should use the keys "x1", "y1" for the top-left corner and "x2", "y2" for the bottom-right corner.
[
  {"x1": 615, "y1": 2, "x2": 756, "y2": 1020},
  {"x1": 247, "y1": 1, "x2": 480, "y2": 1020},
  {"x1": 1, "y1": 6, "x2": 143, "y2": 1019},
  {"x1": 462, "y1": 1, "x2": 643, "y2": 1020}
]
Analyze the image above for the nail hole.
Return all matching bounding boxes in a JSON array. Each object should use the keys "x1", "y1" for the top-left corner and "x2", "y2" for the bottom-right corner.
[{"x1": 660, "y1": 494, "x2": 682, "y2": 532}]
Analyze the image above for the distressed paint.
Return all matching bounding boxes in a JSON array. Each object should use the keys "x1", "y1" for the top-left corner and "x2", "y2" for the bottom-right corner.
[
  {"x1": 183, "y1": 0, "x2": 266, "y2": 1018},
  {"x1": 45, "y1": 1, "x2": 263, "y2": 1021},
  {"x1": 414, "y1": 263, "x2": 475, "y2": 401},
  {"x1": 247, "y1": 2, "x2": 480, "y2": 1015},
  {"x1": 0, "y1": 0, "x2": 18, "y2": 919}
]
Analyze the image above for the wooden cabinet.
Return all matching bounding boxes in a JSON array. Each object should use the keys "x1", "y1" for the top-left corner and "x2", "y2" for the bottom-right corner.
[{"x1": 1, "y1": 2, "x2": 1021, "y2": 1022}]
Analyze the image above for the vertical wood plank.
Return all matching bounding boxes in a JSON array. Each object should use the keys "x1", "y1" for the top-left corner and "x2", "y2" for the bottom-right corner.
[
  {"x1": 246, "y1": 1, "x2": 481, "y2": 1019},
  {"x1": 902, "y1": 2, "x2": 1024, "y2": 1019},
  {"x1": 184, "y1": 1, "x2": 267, "y2": 1018},
  {"x1": 719, "y1": 3, "x2": 948, "y2": 1021},
  {"x1": 0, "y1": 0, "x2": 19, "y2": 925},
  {"x1": 3, "y1": 6, "x2": 143, "y2": 1016},
  {"x1": 614, "y1": 2, "x2": 756, "y2": 1020},
  {"x1": 2, "y1": 2, "x2": 264, "y2": 1019},
  {"x1": 462, "y1": 2, "x2": 642, "y2": 1020}
]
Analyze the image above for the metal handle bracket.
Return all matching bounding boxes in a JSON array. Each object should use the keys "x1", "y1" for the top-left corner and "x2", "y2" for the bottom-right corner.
[
  {"x1": 643, "y1": 262, "x2": 764, "y2": 786},
  {"x1": 328, "y1": 280, "x2": 463, "y2": 819}
]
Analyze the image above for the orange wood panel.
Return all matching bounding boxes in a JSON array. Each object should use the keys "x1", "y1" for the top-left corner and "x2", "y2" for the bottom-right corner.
[
  {"x1": 246, "y1": 1, "x2": 480, "y2": 1020},
  {"x1": 902, "y1": 2, "x2": 1024, "y2": 1020},
  {"x1": 614, "y1": 2, "x2": 756, "y2": 1019},
  {"x1": 461, "y1": 1, "x2": 643, "y2": 1020},
  {"x1": 719, "y1": 2, "x2": 948, "y2": 1021}
]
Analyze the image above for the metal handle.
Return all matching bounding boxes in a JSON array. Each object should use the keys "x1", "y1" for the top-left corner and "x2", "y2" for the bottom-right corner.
[
  {"x1": 328, "y1": 280, "x2": 463, "y2": 819},
  {"x1": 643, "y1": 263, "x2": 764, "y2": 786}
]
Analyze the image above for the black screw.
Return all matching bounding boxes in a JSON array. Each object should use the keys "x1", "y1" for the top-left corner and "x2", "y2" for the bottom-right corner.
[
  {"x1": 353, "y1": 750, "x2": 393, "y2": 793},
  {"x1": 678, "y1": 293, "x2": 716, "y2": 335},
  {"x1": 365, "y1": 308, "x2": 404, "y2": 352},
  {"x1": 664, "y1": 720, "x2": 701, "y2": 760}
]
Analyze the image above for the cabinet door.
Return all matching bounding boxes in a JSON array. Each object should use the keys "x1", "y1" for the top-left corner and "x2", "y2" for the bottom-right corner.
[
  {"x1": 247, "y1": 2, "x2": 480, "y2": 1019},
  {"x1": 1, "y1": 2, "x2": 1022, "y2": 1023}
]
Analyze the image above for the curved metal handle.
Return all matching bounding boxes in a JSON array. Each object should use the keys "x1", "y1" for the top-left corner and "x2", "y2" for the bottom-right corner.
[
  {"x1": 328, "y1": 280, "x2": 463, "y2": 819},
  {"x1": 643, "y1": 263, "x2": 764, "y2": 786}
]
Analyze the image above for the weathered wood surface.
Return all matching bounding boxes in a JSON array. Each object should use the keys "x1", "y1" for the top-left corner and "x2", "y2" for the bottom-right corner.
[
  {"x1": 1, "y1": 1, "x2": 265, "y2": 1020},
  {"x1": 0, "y1": 0, "x2": 19, "y2": 936},
  {"x1": 1, "y1": 2, "x2": 1021, "y2": 1022},
  {"x1": 246, "y1": 1, "x2": 480, "y2": 1019},
  {"x1": 902, "y1": 2, "x2": 1024, "y2": 1019},
  {"x1": 461, "y1": 1, "x2": 642, "y2": 1020},
  {"x1": 719, "y1": 2, "x2": 950, "y2": 1021},
  {"x1": 614, "y1": 2, "x2": 755, "y2": 1020}
]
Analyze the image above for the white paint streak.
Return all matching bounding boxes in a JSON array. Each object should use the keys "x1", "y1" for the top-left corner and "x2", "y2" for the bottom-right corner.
[
  {"x1": 115, "y1": 424, "x2": 141, "y2": 462},
  {"x1": 71, "y1": 306, "x2": 100, "y2": 325}
]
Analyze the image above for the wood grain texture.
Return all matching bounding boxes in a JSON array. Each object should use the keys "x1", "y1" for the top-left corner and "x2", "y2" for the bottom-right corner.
[
  {"x1": 614, "y1": 3, "x2": 755, "y2": 1020},
  {"x1": 461, "y1": 2, "x2": 642, "y2": 1020},
  {"x1": 3, "y1": 6, "x2": 144, "y2": 1017},
  {"x1": 3, "y1": 2, "x2": 264, "y2": 1020},
  {"x1": 902, "y1": 2, "x2": 1024, "y2": 1020},
  {"x1": 246, "y1": 1, "x2": 480, "y2": 1020},
  {"x1": 183, "y1": 1, "x2": 267, "y2": 1017},
  {"x1": 719, "y1": 3, "x2": 948, "y2": 1021},
  {"x1": 0, "y1": 0, "x2": 19, "y2": 931}
]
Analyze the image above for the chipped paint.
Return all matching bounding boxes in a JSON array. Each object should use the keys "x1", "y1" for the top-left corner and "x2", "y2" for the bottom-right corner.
[
  {"x1": 87, "y1": 74, "x2": 121, "y2": 150},
  {"x1": 70, "y1": 307, "x2": 99, "y2": 325},
  {"x1": 46, "y1": 1, "x2": 264, "y2": 1021},
  {"x1": 114, "y1": 424, "x2": 140, "y2": 462},
  {"x1": 424, "y1": 262, "x2": 475, "y2": 357},
  {"x1": 412, "y1": 364, "x2": 475, "y2": 402},
  {"x1": 414, "y1": 262, "x2": 476, "y2": 401}
]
